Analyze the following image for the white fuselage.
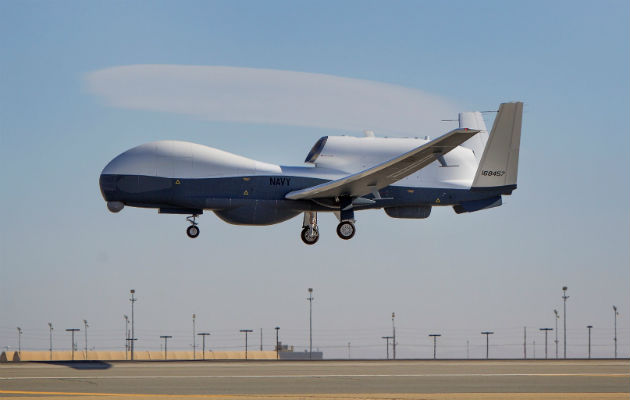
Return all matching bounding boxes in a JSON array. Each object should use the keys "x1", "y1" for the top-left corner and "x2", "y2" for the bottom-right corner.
[{"x1": 102, "y1": 137, "x2": 479, "y2": 190}]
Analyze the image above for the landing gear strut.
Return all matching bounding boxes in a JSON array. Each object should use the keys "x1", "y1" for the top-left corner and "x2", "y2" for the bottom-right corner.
[
  {"x1": 186, "y1": 214, "x2": 200, "y2": 238},
  {"x1": 336, "y1": 196, "x2": 356, "y2": 240},
  {"x1": 300, "y1": 211, "x2": 319, "y2": 245}
]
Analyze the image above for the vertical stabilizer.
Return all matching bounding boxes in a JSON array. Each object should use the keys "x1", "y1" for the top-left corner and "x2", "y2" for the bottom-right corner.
[
  {"x1": 459, "y1": 111, "x2": 488, "y2": 161},
  {"x1": 472, "y1": 102, "x2": 523, "y2": 189}
]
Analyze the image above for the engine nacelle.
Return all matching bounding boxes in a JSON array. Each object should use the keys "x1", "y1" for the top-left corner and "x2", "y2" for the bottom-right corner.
[
  {"x1": 305, "y1": 135, "x2": 429, "y2": 173},
  {"x1": 384, "y1": 205, "x2": 431, "y2": 219}
]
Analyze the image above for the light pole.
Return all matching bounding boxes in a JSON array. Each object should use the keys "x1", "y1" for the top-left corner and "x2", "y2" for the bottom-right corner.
[
  {"x1": 130, "y1": 289, "x2": 137, "y2": 361},
  {"x1": 83, "y1": 319, "x2": 89, "y2": 360},
  {"x1": 16, "y1": 327, "x2": 22, "y2": 357},
  {"x1": 48, "y1": 323, "x2": 54, "y2": 360},
  {"x1": 392, "y1": 312, "x2": 396, "y2": 360},
  {"x1": 481, "y1": 331, "x2": 494, "y2": 359},
  {"x1": 381, "y1": 336, "x2": 393, "y2": 359},
  {"x1": 562, "y1": 286, "x2": 569, "y2": 359},
  {"x1": 429, "y1": 334, "x2": 441, "y2": 359},
  {"x1": 275, "y1": 327, "x2": 280, "y2": 360},
  {"x1": 554, "y1": 309, "x2": 559, "y2": 359},
  {"x1": 124, "y1": 315, "x2": 129, "y2": 360},
  {"x1": 533, "y1": 340, "x2": 536, "y2": 359},
  {"x1": 347, "y1": 342, "x2": 351, "y2": 360},
  {"x1": 613, "y1": 305, "x2": 618, "y2": 359},
  {"x1": 523, "y1": 327, "x2": 527, "y2": 359},
  {"x1": 192, "y1": 314, "x2": 196, "y2": 360},
  {"x1": 66, "y1": 328, "x2": 80, "y2": 361},
  {"x1": 307, "y1": 288, "x2": 314, "y2": 360},
  {"x1": 160, "y1": 335, "x2": 172, "y2": 360},
  {"x1": 539, "y1": 328, "x2": 552, "y2": 359},
  {"x1": 197, "y1": 332, "x2": 210, "y2": 360},
  {"x1": 586, "y1": 325, "x2": 593, "y2": 359},
  {"x1": 240, "y1": 329, "x2": 253, "y2": 360}
]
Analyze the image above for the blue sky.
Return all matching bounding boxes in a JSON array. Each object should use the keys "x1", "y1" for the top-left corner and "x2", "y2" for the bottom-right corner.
[{"x1": 1, "y1": 1, "x2": 628, "y2": 359}]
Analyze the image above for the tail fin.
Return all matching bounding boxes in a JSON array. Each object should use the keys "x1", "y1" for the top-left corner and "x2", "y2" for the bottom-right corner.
[
  {"x1": 471, "y1": 102, "x2": 523, "y2": 190},
  {"x1": 459, "y1": 111, "x2": 489, "y2": 161}
]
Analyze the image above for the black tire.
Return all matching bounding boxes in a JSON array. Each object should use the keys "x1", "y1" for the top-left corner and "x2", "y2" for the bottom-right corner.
[
  {"x1": 336, "y1": 221, "x2": 355, "y2": 240},
  {"x1": 301, "y1": 227, "x2": 319, "y2": 245},
  {"x1": 187, "y1": 225, "x2": 200, "y2": 238}
]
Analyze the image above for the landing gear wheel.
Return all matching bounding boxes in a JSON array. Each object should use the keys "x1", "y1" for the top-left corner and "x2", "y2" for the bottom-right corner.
[
  {"x1": 336, "y1": 221, "x2": 355, "y2": 240},
  {"x1": 187, "y1": 225, "x2": 200, "y2": 238},
  {"x1": 301, "y1": 227, "x2": 319, "y2": 245}
]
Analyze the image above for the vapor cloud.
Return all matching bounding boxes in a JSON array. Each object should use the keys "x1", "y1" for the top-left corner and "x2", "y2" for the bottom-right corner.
[{"x1": 85, "y1": 65, "x2": 457, "y2": 135}]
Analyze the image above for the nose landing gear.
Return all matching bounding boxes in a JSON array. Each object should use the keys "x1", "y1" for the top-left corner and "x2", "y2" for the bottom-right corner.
[{"x1": 186, "y1": 214, "x2": 200, "y2": 238}]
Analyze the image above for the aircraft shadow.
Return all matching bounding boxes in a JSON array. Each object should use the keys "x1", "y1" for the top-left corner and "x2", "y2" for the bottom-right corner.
[{"x1": 40, "y1": 361, "x2": 113, "y2": 370}]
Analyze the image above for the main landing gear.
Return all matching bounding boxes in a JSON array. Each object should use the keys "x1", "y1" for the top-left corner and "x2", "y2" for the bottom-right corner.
[
  {"x1": 336, "y1": 220, "x2": 355, "y2": 240},
  {"x1": 300, "y1": 203, "x2": 357, "y2": 245},
  {"x1": 336, "y1": 196, "x2": 356, "y2": 240},
  {"x1": 186, "y1": 214, "x2": 200, "y2": 238},
  {"x1": 301, "y1": 211, "x2": 319, "y2": 245}
]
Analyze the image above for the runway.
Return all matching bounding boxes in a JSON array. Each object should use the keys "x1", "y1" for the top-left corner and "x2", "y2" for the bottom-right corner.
[{"x1": 1, "y1": 359, "x2": 628, "y2": 399}]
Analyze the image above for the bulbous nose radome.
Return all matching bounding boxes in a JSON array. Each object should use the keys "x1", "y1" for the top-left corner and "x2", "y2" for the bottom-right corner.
[
  {"x1": 107, "y1": 201, "x2": 124, "y2": 213},
  {"x1": 99, "y1": 145, "x2": 144, "y2": 211},
  {"x1": 99, "y1": 173, "x2": 124, "y2": 212}
]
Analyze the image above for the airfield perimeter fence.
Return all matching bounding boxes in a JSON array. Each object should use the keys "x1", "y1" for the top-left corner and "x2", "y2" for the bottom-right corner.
[{"x1": 1, "y1": 325, "x2": 628, "y2": 360}]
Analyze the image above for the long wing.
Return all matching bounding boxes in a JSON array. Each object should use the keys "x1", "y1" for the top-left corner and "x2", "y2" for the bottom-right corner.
[{"x1": 285, "y1": 128, "x2": 479, "y2": 200}]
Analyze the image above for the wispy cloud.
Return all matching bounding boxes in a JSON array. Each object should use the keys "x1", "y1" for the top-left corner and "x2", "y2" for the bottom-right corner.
[{"x1": 84, "y1": 65, "x2": 458, "y2": 135}]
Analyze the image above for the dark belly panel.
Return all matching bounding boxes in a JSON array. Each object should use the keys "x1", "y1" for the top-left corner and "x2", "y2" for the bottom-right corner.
[{"x1": 214, "y1": 200, "x2": 301, "y2": 225}]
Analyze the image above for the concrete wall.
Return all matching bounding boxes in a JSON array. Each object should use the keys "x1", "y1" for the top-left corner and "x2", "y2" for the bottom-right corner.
[{"x1": 1, "y1": 350, "x2": 278, "y2": 362}]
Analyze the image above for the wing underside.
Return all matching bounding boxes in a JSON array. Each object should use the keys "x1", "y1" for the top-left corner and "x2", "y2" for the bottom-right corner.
[{"x1": 285, "y1": 128, "x2": 479, "y2": 200}]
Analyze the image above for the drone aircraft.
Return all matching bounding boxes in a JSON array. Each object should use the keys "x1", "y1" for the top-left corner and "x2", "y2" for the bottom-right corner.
[{"x1": 100, "y1": 102, "x2": 523, "y2": 244}]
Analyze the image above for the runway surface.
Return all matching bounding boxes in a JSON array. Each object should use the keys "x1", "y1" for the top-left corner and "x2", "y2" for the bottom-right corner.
[{"x1": 1, "y1": 359, "x2": 628, "y2": 399}]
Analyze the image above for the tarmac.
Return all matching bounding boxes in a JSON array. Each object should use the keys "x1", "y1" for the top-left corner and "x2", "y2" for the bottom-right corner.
[{"x1": 0, "y1": 359, "x2": 628, "y2": 399}]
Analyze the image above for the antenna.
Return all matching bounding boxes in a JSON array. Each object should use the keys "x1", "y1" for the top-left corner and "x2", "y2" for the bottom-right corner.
[{"x1": 442, "y1": 109, "x2": 498, "y2": 122}]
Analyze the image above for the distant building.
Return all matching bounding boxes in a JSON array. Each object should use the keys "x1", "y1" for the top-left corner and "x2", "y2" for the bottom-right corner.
[{"x1": 276, "y1": 341, "x2": 323, "y2": 360}]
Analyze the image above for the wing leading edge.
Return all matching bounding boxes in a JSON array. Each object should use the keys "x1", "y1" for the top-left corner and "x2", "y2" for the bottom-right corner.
[{"x1": 285, "y1": 128, "x2": 480, "y2": 200}]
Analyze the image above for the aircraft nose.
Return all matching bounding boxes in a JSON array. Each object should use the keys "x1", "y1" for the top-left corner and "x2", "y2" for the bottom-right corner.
[
  {"x1": 99, "y1": 173, "x2": 125, "y2": 213},
  {"x1": 99, "y1": 147, "x2": 133, "y2": 204},
  {"x1": 99, "y1": 173, "x2": 117, "y2": 200}
]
